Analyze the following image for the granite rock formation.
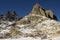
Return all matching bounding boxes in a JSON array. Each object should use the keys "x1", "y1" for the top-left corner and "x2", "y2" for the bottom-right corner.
[
  {"x1": 0, "y1": 11, "x2": 20, "y2": 21},
  {"x1": 30, "y1": 3, "x2": 58, "y2": 20},
  {"x1": 0, "y1": 3, "x2": 60, "y2": 40},
  {"x1": 18, "y1": 3, "x2": 58, "y2": 25}
]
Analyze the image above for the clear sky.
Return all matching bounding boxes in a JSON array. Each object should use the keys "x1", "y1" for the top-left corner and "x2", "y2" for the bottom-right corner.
[{"x1": 0, "y1": 0, "x2": 60, "y2": 21}]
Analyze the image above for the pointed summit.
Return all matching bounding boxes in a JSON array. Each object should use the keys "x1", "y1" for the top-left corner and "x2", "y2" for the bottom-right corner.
[
  {"x1": 33, "y1": 3, "x2": 42, "y2": 9},
  {"x1": 30, "y1": 3, "x2": 45, "y2": 16},
  {"x1": 29, "y1": 3, "x2": 58, "y2": 20}
]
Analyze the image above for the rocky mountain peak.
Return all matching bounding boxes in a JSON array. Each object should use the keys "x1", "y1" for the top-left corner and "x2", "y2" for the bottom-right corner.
[
  {"x1": 33, "y1": 3, "x2": 41, "y2": 10},
  {"x1": 0, "y1": 3, "x2": 60, "y2": 40},
  {"x1": 0, "y1": 11, "x2": 20, "y2": 21},
  {"x1": 18, "y1": 3, "x2": 58, "y2": 25},
  {"x1": 11, "y1": 11, "x2": 17, "y2": 16},
  {"x1": 30, "y1": 3, "x2": 58, "y2": 20}
]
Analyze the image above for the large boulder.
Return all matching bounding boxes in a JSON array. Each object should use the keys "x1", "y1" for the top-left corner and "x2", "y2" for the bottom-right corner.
[{"x1": 45, "y1": 10, "x2": 58, "y2": 20}]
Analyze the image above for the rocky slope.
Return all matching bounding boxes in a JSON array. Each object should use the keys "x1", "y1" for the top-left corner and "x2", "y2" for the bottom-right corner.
[
  {"x1": 0, "y1": 3, "x2": 60, "y2": 40},
  {"x1": 18, "y1": 3, "x2": 58, "y2": 24}
]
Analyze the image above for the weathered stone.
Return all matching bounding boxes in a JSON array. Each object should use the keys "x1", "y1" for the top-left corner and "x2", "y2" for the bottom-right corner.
[
  {"x1": 0, "y1": 11, "x2": 20, "y2": 21},
  {"x1": 31, "y1": 3, "x2": 45, "y2": 16},
  {"x1": 45, "y1": 10, "x2": 58, "y2": 20},
  {"x1": 30, "y1": 3, "x2": 58, "y2": 20}
]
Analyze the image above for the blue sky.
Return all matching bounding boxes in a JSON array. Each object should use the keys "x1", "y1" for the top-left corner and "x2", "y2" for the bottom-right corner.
[{"x1": 0, "y1": 0, "x2": 60, "y2": 21}]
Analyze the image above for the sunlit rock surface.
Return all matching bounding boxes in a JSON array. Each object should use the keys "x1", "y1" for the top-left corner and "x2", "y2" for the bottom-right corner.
[{"x1": 0, "y1": 3, "x2": 60, "y2": 40}]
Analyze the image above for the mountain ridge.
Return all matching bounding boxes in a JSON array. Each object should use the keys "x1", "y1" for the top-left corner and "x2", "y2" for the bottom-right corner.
[
  {"x1": 18, "y1": 3, "x2": 58, "y2": 25},
  {"x1": 0, "y1": 3, "x2": 60, "y2": 40},
  {"x1": 29, "y1": 3, "x2": 58, "y2": 20}
]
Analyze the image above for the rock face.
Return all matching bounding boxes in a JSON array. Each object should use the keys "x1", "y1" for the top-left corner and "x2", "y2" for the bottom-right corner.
[
  {"x1": 45, "y1": 10, "x2": 58, "y2": 20},
  {"x1": 11, "y1": 11, "x2": 19, "y2": 21},
  {"x1": 30, "y1": 3, "x2": 58, "y2": 20},
  {"x1": 18, "y1": 3, "x2": 58, "y2": 25},
  {"x1": 0, "y1": 11, "x2": 20, "y2": 21},
  {"x1": 0, "y1": 3, "x2": 60, "y2": 40}
]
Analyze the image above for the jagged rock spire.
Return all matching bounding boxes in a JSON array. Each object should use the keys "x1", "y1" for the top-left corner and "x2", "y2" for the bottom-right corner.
[
  {"x1": 11, "y1": 11, "x2": 19, "y2": 21},
  {"x1": 30, "y1": 3, "x2": 45, "y2": 16},
  {"x1": 0, "y1": 11, "x2": 20, "y2": 21},
  {"x1": 11, "y1": 11, "x2": 17, "y2": 16},
  {"x1": 45, "y1": 10, "x2": 58, "y2": 20},
  {"x1": 33, "y1": 3, "x2": 41, "y2": 9},
  {"x1": 6, "y1": 11, "x2": 11, "y2": 18},
  {"x1": 30, "y1": 3, "x2": 58, "y2": 20}
]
